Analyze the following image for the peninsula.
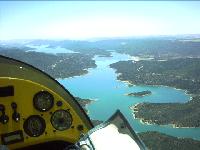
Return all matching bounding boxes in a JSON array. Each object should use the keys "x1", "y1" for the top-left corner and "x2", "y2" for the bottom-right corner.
[
  {"x1": 75, "y1": 97, "x2": 103, "y2": 126},
  {"x1": 75, "y1": 97, "x2": 94, "y2": 114},
  {"x1": 131, "y1": 96, "x2": 200, "y2": 127}
]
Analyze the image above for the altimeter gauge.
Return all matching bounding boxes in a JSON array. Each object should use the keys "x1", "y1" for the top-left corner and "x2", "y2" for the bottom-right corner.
[{"x1": 33, "y1": 91, "x2": 54, "y2": 112}]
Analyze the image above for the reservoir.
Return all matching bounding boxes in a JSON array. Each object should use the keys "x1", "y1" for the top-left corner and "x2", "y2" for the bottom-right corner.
[
  {"x1": 58, "y1": 52, "x2": 200, "y2": 140},
  {"x1": 29, "y1": 45, "x2": 200, "y2": 140}
]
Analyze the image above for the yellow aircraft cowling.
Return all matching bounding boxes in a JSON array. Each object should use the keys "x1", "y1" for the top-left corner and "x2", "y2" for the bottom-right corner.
[{"x1": 0, "y1": 55, "x2": 93, "y2": 150}]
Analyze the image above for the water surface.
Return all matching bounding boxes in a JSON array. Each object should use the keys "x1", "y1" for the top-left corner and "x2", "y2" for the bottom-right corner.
[{"x1": 58, "y1": 52, "x2": 200, "y2": 140}]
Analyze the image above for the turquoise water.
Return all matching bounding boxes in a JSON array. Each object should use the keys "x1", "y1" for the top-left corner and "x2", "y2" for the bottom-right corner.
[{"x1": 58, "y1": 52, "x2": 200, "y2": 140}]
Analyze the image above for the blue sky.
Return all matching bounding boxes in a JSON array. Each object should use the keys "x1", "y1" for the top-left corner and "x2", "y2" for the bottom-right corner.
[{"x1": 0, "y1": 1, "x2": 200, "y2": 40}]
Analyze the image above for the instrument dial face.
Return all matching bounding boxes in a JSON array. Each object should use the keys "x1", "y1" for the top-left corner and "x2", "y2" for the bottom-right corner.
[
  {"x1": 23, "y1": 115, "x2": 46, "y2": 137},
  {"x1": 33, "y1": 91, "x2": 54, "y2": 112},
  {"x1": 51, "y1": 110, "x2": 73, "y2": 131}
]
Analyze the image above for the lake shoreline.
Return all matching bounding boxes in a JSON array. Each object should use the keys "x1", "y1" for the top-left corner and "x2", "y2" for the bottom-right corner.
[
  {"x1": 130, "y1": 103, "x2": 198, "y2": 129},
  {"x1": 114, "y1": 71, "x2": 193, "y2": 102},
  {"x1": 75, "y1": 97, "x2": 97, "y2": 115}
]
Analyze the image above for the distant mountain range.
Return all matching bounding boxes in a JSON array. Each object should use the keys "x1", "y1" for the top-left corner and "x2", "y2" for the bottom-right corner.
[{"x1": 1, "y1": 34, "x2": 200, "y2": 59}]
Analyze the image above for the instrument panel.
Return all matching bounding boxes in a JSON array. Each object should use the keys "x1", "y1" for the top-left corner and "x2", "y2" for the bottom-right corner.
[{"x1": 0, "y1": 77, "x2": 89, "y2": 149}]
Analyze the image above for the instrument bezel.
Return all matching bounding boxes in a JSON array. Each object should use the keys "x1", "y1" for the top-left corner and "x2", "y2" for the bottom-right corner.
[
  {"x1": 23, "y1": 115, "x2": 46, "y2": 137},
  {"x1": 33, "y1": 91, "x2": 54, "y2": 112},
  {"x1": 51, "y1": 109, "x2": 73, "y2": 131}
]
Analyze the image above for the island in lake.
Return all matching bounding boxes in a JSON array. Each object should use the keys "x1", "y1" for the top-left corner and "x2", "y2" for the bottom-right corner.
[{"x1": 125, "y1": 90, "x2": 151, "y2": 97}]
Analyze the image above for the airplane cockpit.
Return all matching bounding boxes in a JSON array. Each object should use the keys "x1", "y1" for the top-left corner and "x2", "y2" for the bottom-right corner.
[{"x1": 0, "y1": 55, "x2": 146, "y2": 150}]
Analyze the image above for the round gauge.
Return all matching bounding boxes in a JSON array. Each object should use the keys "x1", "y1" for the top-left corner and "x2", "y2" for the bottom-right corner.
[
  {"x1": 51, "y1": 110, "x2": 73, "y2": 131},
  {"x1": 23, "y1": 115, "x2": 46, "y2": 137},
  {"x1": 33, "y1": 91, "x2": 54, "y2": 112}
]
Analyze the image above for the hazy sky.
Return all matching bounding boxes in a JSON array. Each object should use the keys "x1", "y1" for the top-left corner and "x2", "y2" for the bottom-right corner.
[{"x1": 0, "y1": 1, "x2": 200, "y2": 40}]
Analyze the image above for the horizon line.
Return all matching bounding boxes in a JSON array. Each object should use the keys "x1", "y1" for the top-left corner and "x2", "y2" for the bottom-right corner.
[{"x1": 1, "y1": 33, "x2": 200, "y2": 42}]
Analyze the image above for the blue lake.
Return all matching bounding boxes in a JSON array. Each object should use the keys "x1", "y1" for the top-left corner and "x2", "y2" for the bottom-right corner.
[
  {"x1": 57, "y1": 52, "x2": 200, "y2": 140},
  {"x1": 28, "y1": 45, "x2": 200, "y2": 140}
]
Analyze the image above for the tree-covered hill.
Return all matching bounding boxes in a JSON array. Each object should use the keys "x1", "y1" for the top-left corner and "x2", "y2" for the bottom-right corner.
[
  {"x1": 110, "y1": 58, "x2": 200, "y2": 95},
  {"x1": 139, "y1": 131, "x2": 200, "y2": 150},
  {"x1": 134, "y1": 96, "x2": 200, "y2": 127},
  {"x1": 0, "y1": 48, "x2": 96, "y2": 78}
]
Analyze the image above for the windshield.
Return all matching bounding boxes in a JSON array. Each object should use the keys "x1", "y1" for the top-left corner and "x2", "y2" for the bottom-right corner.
[{"x1": 1, "y1": 1, "x2": 200, "y2": 149}]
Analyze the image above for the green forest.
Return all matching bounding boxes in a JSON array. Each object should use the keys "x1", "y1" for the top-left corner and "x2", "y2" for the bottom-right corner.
[
  {"x1": 139, "y1": 131, "x2": 200, "y2": 150},
  {"x1": 0, "y1": 48, "x2": 96, "y2": 78}
]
